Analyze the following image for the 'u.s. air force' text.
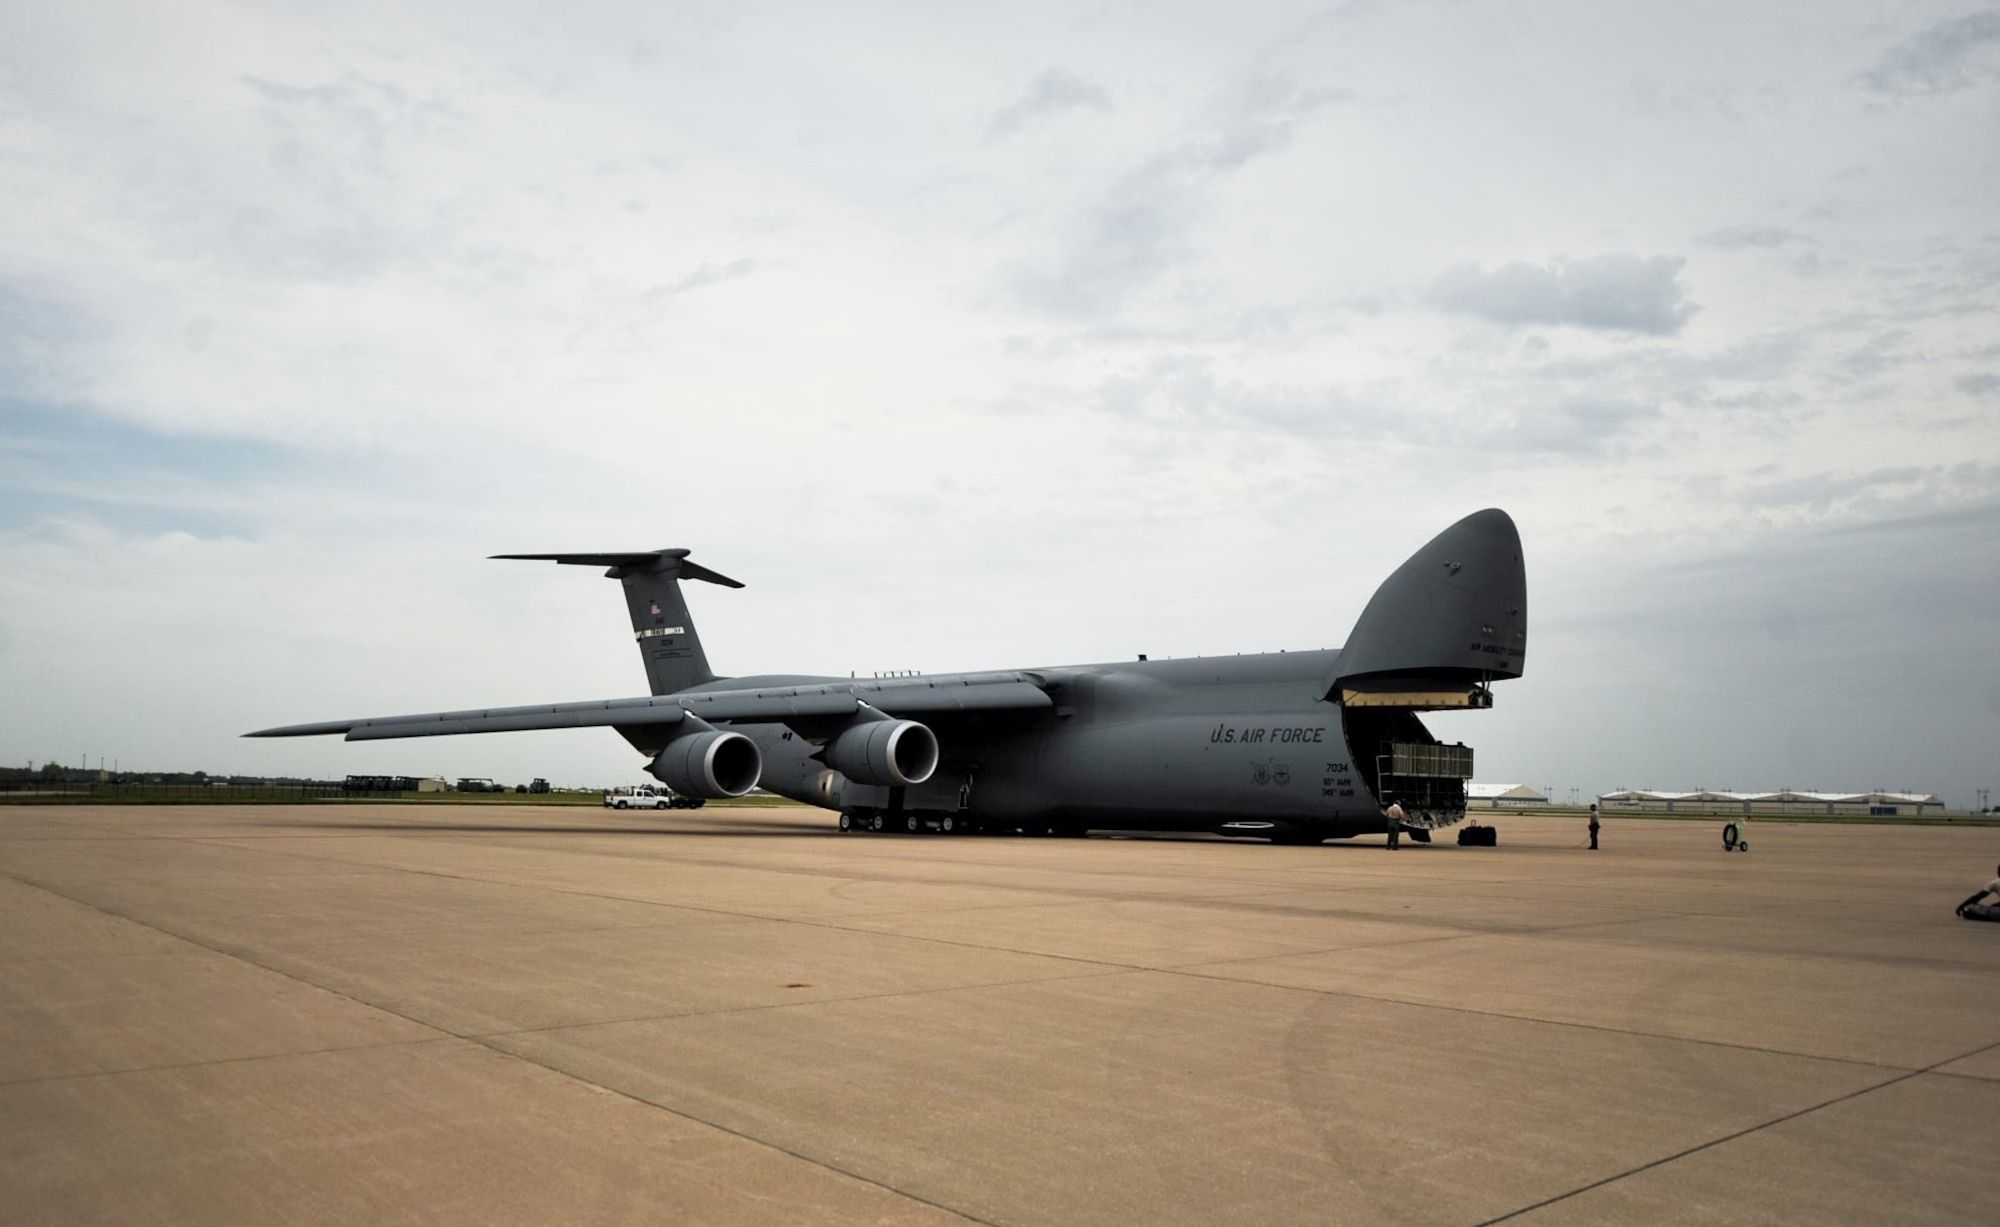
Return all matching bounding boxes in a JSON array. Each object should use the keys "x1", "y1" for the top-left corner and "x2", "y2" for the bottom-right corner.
[{"x1": 1209, "y1": 724, "x2": 1327, "y2": 745}]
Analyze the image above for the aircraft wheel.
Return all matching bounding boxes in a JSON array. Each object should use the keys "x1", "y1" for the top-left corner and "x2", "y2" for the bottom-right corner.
[
  {"x1": 871, "y1": 814, "x2": 884, "y2": 832},
  {"x1": 941, "y1": 815, "x2": 956, "y2": 834},
  {"x1": 905, "y1": 815, "x2": 920, "y2": 833},
  {"x1": 839, "y1": 812, "x2": 852, "y2": 832}
]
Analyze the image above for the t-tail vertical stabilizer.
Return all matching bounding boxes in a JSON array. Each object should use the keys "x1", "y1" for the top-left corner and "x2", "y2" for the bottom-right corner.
[{"x1": 490, "y1": 550, "x2": 743, "y2": 696}]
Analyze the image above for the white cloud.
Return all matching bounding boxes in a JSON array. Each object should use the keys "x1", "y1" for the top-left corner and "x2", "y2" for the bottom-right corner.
[
  {"x1": 1957, "y1": 372, "x2": 2000, "y2": 395},
  {"x1": 1863, "y1": 8, "x2": 2000, "y2": 96},
  {"x1": 1427, "y1": 255, "x2": 1700, "y2": 336},
  {"x1": 986, "y1": 68, "x2": 1113, "y2": 140},
  {"x1": 1696, "y1": 224, "x2": 1800, "y2": 250},
  {"x1": 998, "y1": 73, "x2": 1350, "y2": 318}
]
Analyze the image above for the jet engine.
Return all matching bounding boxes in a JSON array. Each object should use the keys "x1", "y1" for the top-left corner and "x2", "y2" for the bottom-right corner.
[
  {"x1": 647, "y1": 729, "x2": 762, "y2": 798},
  {"x1": 826, "y1": 718, "x2": 938, "y2": 787}
]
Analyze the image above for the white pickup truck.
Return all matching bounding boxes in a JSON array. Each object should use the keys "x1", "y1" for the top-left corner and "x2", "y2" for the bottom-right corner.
[{"x1": 603, "y1": 785, "x2": 703, "y2": 810}]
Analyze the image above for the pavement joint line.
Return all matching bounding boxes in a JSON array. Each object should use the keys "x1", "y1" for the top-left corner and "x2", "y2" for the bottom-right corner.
[
  {"x1": 201, "y1": 840, "x2": 1948, "y2": 1074},
  {"x1": 0, "y1": 1035, "x2": 460, "y2": 1089},
  {"x1": 24, "y1": 822, "x2": 1982, "y2": 942},
  {"x1": 14, "y1": 816, "x2": 1977, "y2": 1071},
  {"x1": 11, "y1": 807, "x2": 1984, "y2": 1215},
  {"x1": 160, "y1": 829, "x2": 1833, "y2": 951},
  {"x1": 1155, "y1": 958, "x2": 1930, "y2": 1074},
  {"x1": 0, "y1": 867, "x2": 465, "y2": 1040},
  {"x1": 0, "y1": 864, "x2": 1001, "y2": 1227},
  {"x1": 375, "y1": 880, "x2": 1980, "y2": 1076},
  {"x1": 199, "y1": 831, "x2": 1952, "y2": 939},
  {"x1": 948, "y1": 883, "x2": 1831, "y2": 938},
  {"x1": 199, "y1": 823, "x2": 1445, "y2": 899},
  {"x1": 24, "y1": 822, "x2": 1173, "y2": 982},
  {"x1": 32, "y1": 826, "x2": 1974, "y2": 1072},
  {"x1": 464, "y1": 966, "x2": 1145, "y2": 1040},
  {"x1": 1471, "y1": 1037, "x2": 2000, "y2": 1226},
  {"x1": 114, "y1": 833, "x2": 1195, "y2": 977},
  {"x1": 192, "y1": 824, "x2": 1903, "y2": 931},
  {"x1": 20, "y1": 836, "x2": 1910, "y2": 1076},
  {"x1": 1164, "y1": 906, "x2": 2000, "y2": 976},
  {"x1": 436, "y1": 1051, "x2": 1005, "y2": 1227}
]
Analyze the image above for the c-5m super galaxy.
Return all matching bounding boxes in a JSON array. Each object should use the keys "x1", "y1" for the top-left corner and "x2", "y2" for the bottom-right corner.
[{"x1": 250, "y1": 510, "x2": 1526, "y2": 843}]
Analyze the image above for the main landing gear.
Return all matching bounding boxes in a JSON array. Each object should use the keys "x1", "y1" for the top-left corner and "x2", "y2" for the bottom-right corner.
[
  {"x1": 836, "y1": 811, "x2": 1112, "y2": 843},
  {"x1": 836, "y1": 810, "x2": 1097, "y2": 837},
  {"x1": 839, "y1": 807, "x2": 978, "y2": 835}
]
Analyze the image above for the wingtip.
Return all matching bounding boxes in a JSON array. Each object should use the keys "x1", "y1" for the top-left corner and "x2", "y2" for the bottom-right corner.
[{"x1": 242, "y1": 720, "x2": 358, "y2": 738}]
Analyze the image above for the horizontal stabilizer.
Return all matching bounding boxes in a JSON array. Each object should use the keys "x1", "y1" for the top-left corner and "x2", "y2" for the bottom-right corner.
[{"x1": 491, "y1": 550, "x2": 744, "y2": 588}]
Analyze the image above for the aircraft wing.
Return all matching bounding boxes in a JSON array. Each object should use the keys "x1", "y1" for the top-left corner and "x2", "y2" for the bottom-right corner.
[{"x1": 246, "y1": 674, "x2": 1054, "y2": 742}]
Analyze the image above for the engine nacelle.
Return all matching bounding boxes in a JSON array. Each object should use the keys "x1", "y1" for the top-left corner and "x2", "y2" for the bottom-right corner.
[
  {"x1": 826, "y1": 719, "x2": 938, "y2": 787},
  {"x1": 647, "y1": 729, "x2": 762, "y2": 798}
]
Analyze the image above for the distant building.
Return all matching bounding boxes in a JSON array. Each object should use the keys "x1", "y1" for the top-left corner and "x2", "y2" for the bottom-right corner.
[
  {"x1": 1467, "y1": 783, "x2": 1549, "y2": 808},
  {"x1": 342, "y1": 775, "x2": 452, "y2": 794},
  {"x1": 1597, "y1": 789, "x2": 1944, "y2": 816}
]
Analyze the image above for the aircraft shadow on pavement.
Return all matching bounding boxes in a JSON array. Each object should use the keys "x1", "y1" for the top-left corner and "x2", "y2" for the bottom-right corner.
[
  {"x1": 271, "y1": 821, "x2": 832, "y2": 838},
  {"x1": 269, "y1": 821, "x2": 1397, "y2": 847}
]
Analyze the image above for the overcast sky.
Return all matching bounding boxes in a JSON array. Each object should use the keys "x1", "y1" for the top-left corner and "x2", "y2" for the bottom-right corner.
[{"x1": 3, "y1": 1, "x2": 1996, "y2": 806}]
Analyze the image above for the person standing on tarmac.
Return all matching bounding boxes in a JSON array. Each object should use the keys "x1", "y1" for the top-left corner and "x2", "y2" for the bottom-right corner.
[
  {"x1": 1384, "y1": 801, "x2": 1406, "y2": 850},
  {"x1": 1587, "y1": 803, "x2": 1601, "y2": 851}
]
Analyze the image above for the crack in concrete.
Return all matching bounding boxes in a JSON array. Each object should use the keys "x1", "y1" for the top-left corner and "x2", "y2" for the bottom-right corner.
[
  {"x1": 0, "y1": 1035, "x2": 458, "y2": 1088},
  {"x1": 0, "y1": 866, "x2": 995, "y2": 1226},
  {"x1": 1473, "y1": 1038, "x2": 2000, "y2": 1226},
  {"x1": 14, "y1": 822, "x2": 1968, "y2": 1074},
  {"x1": 11, "y1": 810, "x2": 1993, "y2": 1225}
]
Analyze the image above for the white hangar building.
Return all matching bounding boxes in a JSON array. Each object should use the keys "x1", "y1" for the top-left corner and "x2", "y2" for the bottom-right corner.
[
  {"x1": 1466, "y1": 783, "x2": 1550, "y2": 808},
  {"x1": 1597, "y1": 789, "x2": 1944, "y2": 816}
]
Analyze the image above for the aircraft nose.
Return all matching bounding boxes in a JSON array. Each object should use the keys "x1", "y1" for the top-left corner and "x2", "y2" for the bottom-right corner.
[{"x1": 1334, "y1": 508, "x2": 1527, "y2": 685}]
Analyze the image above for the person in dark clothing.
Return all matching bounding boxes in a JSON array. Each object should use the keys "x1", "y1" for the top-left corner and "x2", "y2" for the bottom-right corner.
[
  {"x1": 1956, "y1": 863, "x2": 2000, "y2": 922},
  {"x1": 1587, "y1": 803, "x2": 1600, "y2": 851}
]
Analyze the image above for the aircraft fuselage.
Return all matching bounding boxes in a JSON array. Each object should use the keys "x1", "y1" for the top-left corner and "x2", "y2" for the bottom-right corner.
[{"x1": 713, "y1": 650, "x2": 1456, "y2": 840}]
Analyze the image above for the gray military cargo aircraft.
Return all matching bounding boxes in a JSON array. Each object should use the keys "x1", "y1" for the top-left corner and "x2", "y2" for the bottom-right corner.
[{"x1": 249, "y1": 509, "x2": 1526, "y2": 843}]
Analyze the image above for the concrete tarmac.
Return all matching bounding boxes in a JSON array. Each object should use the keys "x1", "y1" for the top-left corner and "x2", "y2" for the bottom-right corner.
[{"x1": 2, "y1": 804, "x2": 1995, "y2": 1225}]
